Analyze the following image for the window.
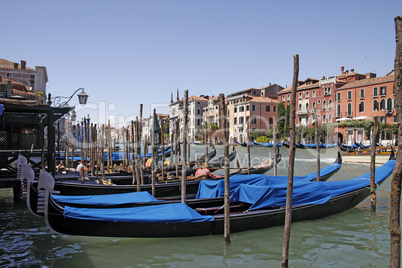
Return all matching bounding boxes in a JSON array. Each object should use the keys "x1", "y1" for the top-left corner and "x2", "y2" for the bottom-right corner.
[
  {"x1": 394, "y1": 115, "x2": 398, "y2": 123},
  {"x1": 246, "y1": 105, "x2": 249, "y2": 111},
  {"x1": 373, "y1": 100, "x2": 379, "y2": 111},
  {"x1": 30, "y1": 74, "x2": 35, "y2": 79},
  {"x1": 251, "y1": 117, "x2": 256, "y2": 124},
  {"x1": 6, "y1": 73, "x2": 12, "y2": 78},
  {"x1": 306, "y1": 103, "x2": 309, "y2": 111},
  {"x1": 328, "y1": 99, "x2": 332, "y2": 109},
  {"x1": 239, "y1": 117, "x2": 244, "y2": 124},
  {"x1": 287, "y1": 94, "x2": 290, "y2": 101},
  {"x1": 234, "y1": 107, "x2": 237, "y2": 113},
  {"x1": 380, "y1": 116, "x2": 386, "y2": 124},
  {"x1": 252, "y1": 105, "x2": 256, "y2": 112},
  {"x1": 234, "y1": 117, "x2": 237, "y2": 124},
  {"x1": 299, "y1": 103, "x2": 302, "y2": 111},
  {"x1": 359, "y1": 102, "x2": 364, "y2": 112},
  {"x1": 299, "y1": 92, "x2": 302, "y2": 99},
  {"x1": 337, "y1": 92, "x2": 341, "y2": 102},
  {"x1": 312, "y1": 102, "x2": 316, "y2": 110},
  {"x1": 347, "y1": 103, "x2": 352, "y2": 116},
  {"x1": 240, "y1": 106, "x2": 244, "y2": 112},
  {"x1": 273, "y1": 106, "x2": 276, "y2": 112},
  {"x1": 197, "y1": 119, "x2": 201, "y2": 126},
  {"x1": 266, "y1": 106, "x2": 270, "y2": 112},
  {"x1": 347, "y1": 91, "x2": 352, "y2": 100},
  {"x1": 387, "y1": 98, "x2": 393, "y2": 112},
  {"x1": 323, "y1": 115, "x2": 326, "y2": 123},
  {"x1": 337, "y1": 105, "x2": 341, "y2": 117},
  {"x1": 312, "y1": 90, "x2": 316, "y2": 97},
  {"x1": 328, "y1": 114, "x2": 332, "y2": 123},
  {"x1": 306, "y1": 91, "x2": 309, "y2": 98},
  {"x1": 360, "y1": 89, "x2": 365, "y2": 99},
  {"x1": 282, "y1": 95, "x2": 285, "y2": 101},
  {"x1": 380, "y1": 99, "x2": 386, "y2": 110},
  {"x1": 197, "y1": 109, "x2": 200, "y2": 115},
  {"x1": 323, "y1": 100, "x2": 327, "y2": 110},
  {"x1": 380, "y1": 86, "x2": 386, "y2": 96},
  {"x1": 328, "y1": 87, "x2": 331, "y2": 95},
  {"x1": 269, "y1": 118, "x2": 274, "y2": 124},
  {"x1": 373, "y1": 87, "x2": 378, "y2": 97}
]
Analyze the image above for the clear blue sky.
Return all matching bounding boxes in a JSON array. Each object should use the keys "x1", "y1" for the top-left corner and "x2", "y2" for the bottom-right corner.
[{"x1": 2, "y1": 0, "x2": 401, "y2": 126}]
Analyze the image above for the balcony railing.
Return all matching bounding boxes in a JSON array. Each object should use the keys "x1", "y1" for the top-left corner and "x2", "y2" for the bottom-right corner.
[
  {"x1": 296, "y1": 109, "x2": 309, "y2": 115},
  {"x1": 345, "y1": 112, "x2": 353, "y2": 118}
]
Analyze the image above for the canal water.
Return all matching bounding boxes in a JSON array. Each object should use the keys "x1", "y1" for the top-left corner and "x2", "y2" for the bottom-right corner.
[{"x1": 0, "y1": 145, "x2": 398, "y2": 267}]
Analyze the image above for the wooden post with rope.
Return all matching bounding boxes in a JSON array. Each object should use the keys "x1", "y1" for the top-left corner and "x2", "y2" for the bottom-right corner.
[
  {"x1": 282, "y1": 54, "x2": 299, "y2": 267},
  {"x1": 273, "y1": 117, "x2": 277, "y2": 176},
  {"x1": 315, "y1": 113, "x2": 320, "y2": 181}
]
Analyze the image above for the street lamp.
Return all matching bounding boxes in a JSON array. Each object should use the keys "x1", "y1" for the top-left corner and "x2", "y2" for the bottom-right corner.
[{"x1": 48, "y1": 88, "x2": 89, "y2": 107}]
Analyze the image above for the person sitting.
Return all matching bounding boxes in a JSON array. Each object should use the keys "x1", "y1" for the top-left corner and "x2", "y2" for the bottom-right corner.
[
  {"x1": 56, "y1": 161, "x2": 66, "y2": 173},
  {"x1": 76, "y1": 160, "x2": 89, "y2": 182},
  {"x1": 195, "y1": 164, "x2": 219, "y2": 179}
]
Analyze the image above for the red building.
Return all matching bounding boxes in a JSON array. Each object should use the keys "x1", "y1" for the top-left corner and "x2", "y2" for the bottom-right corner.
[{"x1": 278, "y1": 67, "x2": 396, "y2": 144}]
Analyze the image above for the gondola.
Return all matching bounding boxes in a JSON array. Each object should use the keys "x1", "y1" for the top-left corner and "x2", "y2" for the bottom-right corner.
[
  {"x1": 339, "y1": 143, "x2": 359, "y2": 152},
  {"x1": 206, "y1": 146, "x2": 237, "y2": 168},
  {"x1": 354, "y1": 142, "x2": 370, "y2": 149},
  {"x1": 253, "y1": 142, "x2": 282, "y2": 147},
  {"x1": 25, "y1": 150, "x2": 342, "y2": 217},
  {"x1": 196, "y1": 144, "x2": 217, "y2": 162},
  {"x1": 303, "y1": 142, "x2": 337, "y2": 149},
  {"x1": 235, "y1": 141, "x2": 247, "y2": 147},
  {"x1": 43, "y1": 150, "x2": 392, "y2": 238}
]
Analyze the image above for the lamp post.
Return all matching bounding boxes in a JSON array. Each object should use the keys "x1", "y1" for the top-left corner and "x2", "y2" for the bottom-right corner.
[
  {"x1": 47, "y1": 88, "x2": 89, "y2": 107},
  {"x1": 46, "y1": 88, "x2": 89, "y2": 175}
]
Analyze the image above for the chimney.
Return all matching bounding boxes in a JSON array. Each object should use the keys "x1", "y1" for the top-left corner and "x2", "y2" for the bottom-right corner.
[
  {"x1": 21, "y1": 60, "x2": 26, "y2": 70},
  {"x1": 340, "y1": 66, "x2": 344, "y2": 74},
  {"x1": 170, "y1": 92, "x2": 173, "y2": 103},
  {"x1": 176, "y1": 88, "x2": 179, "y2": 101},
  {"x1": 350, "y1": 68, "x2": 354, "y2": 73},
  {"x1": 14, "y1": 62, "x2": 18, "y2": 69}
]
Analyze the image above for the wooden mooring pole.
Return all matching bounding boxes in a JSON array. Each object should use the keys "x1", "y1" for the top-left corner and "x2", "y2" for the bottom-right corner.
[
  {"x1": 282, "y1": 54, "x2": 299, "y2": 267},
  {"x1": 181, "y1": 90, "x2": 189, "y2": 203},
  {"x1": 315, "y1": 113, "x2": 320, "y2": 181},
  {"x1": 370, "y1": 116, "x2": 379, "y2": 211},
  {"x1": 273, "y1": 117, "x2": 277, "y2": 176},
  {"x1": 219, "y1": 93, "x2": 230, "y2": 244},
  {"x1": 390, "y1": 15, "x2": 402, "y2": 268}
]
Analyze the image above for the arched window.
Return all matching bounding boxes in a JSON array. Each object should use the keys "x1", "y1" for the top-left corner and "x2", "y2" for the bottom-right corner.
[
  {"x1": 306, "y1": 103, "x2": 309, "y2": 111},
  {"x1": 380, "y1": 99, "x2": 386, "y2": 110},
  {"x1": 287, "y1": 94, "x2": 290, "y2": 101},
  {"x1": 373, "y1": 100, "x2": 379, "y2": 111},
  {"x1": 328, "y1": 87, "x2": 331, "y2": 95},
  {"x1": 328, "y1": 99, "x2": 332, "y2": 109},
  {"x1": 387, "y1": 98, "x2": 393, "y2": 112},
  {"x1": 323, "y1": 115, "x2": 326, "y2": 123},
  {"x1": 328, "y1": 114, "x2": 332, "y2": 123},
  {"x1": 347, "y1": 103, "x2": 352, "y2": 116},
  {"x1": 299, "y1": 103, "x2": 302, "y2": 110},
  {"x1": 323, "y1": 100, "x2": 327, "y2": 110},
  {"x1": 359, "y1": 102, "x2": 364, "y2": 112},
  {"x1": 299, "y1": 92, "x2": 302, "y2": 99},
  {"x1": 312, "y1": 102, "x2": 316, "y2": 110},
  {"x1": 306, "y1": 91, "x2": 309, "y2": 98},
  {"x1": 313, "y1": 90, "x2": 316, "y2": 97},
  {"x1": 337, "y1": 104, "x2": 341, "y2": 117}
]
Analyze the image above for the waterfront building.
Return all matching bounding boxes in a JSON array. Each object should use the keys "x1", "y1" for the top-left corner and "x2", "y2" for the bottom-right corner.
[
  {"x1": 278, "y1": 67, "x2": 396, "y2": 144},
  {"x1": 0, "y1": 59, "x2": 48, "y2": 94},
  {"x1": 168, "y1": 92, "x2": 209, "y2": 142},
  {"x1": 227, "y1": 84, "x2": 282, "y2": 143}
]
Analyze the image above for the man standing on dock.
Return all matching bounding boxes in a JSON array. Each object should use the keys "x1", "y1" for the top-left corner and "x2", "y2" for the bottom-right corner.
[{"x1": 76, "y1": 160, "x2": 88, "y2": 183}]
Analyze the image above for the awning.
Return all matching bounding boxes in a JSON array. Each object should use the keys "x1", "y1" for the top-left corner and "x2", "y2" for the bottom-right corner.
[
  {"x1": 353, "y1": 116, "x2": 372, "y2": 120},
  {"x1": 336, "y1": 118, "x2": 351, "y2": 122}
]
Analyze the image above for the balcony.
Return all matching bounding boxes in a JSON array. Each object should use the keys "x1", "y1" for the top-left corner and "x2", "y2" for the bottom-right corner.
[
  {"x1": 296, "y1": 109, "x2": 309, "y2": 115},
  {"x1": 386, "y1": 109, "x2": 393, "y2": 115},
  {"x1": 345, "y1": 112, "x2": 353, "y2": 118},
  {"x1": 336, "y1": 113, "x2": 341, "y2": 118}
]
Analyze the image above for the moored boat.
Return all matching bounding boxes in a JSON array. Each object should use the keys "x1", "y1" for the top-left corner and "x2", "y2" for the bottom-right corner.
[{"x1": 43, "y1": 150, "x2": 393, "y2": 237}]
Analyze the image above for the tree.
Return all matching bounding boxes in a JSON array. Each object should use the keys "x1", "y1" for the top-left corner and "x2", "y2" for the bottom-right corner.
[{"x1": 277, "y1": 102, "x2": 286, "y2": 138}]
